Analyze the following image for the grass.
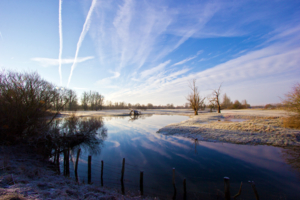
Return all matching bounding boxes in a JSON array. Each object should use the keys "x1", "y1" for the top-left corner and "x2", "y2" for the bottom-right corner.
[
  {"x1": 283, "y1": 115, "x2": 300, "y2": 129},
  {"x1": 0, "y1": 193, "x2": 27, "y2": 200}
]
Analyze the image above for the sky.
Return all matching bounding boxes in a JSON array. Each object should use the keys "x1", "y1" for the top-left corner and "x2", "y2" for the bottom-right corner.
[{"x1": 0, "y1": 0, "x2": 299, "y2": 106}]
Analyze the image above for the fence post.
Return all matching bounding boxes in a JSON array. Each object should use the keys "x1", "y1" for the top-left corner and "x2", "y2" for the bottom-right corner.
[
  {"x1": 224, "y1": 177, "x2": 230, "y2": 200},
  {"x1": 121, "y1": 158, "x2": 125, "y2": 195},
  {"x1": 249, "y1": 181, "x2": 259, "y2": 200},
  {"x1": 56, "y1": 146, "x2": 60, "y2": 175},
  {"x1": 88, "y1": 155, "x2": 92, "y2": 184},
  {"x1": 75, "y1": 148, "x2": 81, "y2": 182},
  {"x1": 66, "y1": 148, "x2": 70, "y2": 177},
  {"x1": 63, "y1": 148, "x2": 66, "y2": 176},
  {"x1": 101, "y1": 160, "x2": 104, "y2": 186},
  {"x1": 172, "y1": 168, "x2": 176, "y2": 200},
  {"x1": 183, "y1": 178, "x2": 187, "y2": 199},
  {"x1": 140, "y1": 171, "x2": 144, "y2": 195},
  {"x1": 121, "y1": 158, "x2": 125, "y2": 182}
]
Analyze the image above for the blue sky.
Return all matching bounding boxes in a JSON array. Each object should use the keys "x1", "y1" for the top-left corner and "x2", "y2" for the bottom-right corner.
[{"x1": 0, "y1": 0, "x2": 299, "y2": 106}]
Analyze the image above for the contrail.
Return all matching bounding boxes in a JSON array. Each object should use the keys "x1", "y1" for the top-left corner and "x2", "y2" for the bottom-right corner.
[
  {"x1": 67, "y1": 0, "x2": 97, "y2": 87},
  {"x1": 58, "y1": 0, "x2": 63, "y2": 85}
]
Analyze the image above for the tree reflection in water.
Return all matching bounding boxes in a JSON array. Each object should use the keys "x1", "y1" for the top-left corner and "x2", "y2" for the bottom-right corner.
[
  {"x1": 50, "y1": 114, "x2": 107, "y2": 156},
  {"x1": 282, "y1": 147, "x2": 300, "y2": 173}
]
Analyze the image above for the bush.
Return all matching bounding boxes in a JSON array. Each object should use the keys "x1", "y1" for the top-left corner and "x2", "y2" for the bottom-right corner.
[
  {"x1": 282, "y1": 83, "x2": 300, "y2": 129},
  {"x1": 264, "y1": 104, "x2": 275, "y2": 109},
  {"x1": 0, "y1": 71, "x2": 64, "y2": 144}
]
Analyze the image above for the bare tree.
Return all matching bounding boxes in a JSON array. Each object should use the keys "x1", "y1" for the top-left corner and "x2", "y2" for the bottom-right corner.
[
  {"x1": 211, "y1": 84, "x2": 222, "y2": 113},
  {"x1": 81, "y1": 91, "x2": 89, "y2": 110},
  {"x1": 186, "y1": 79, "x2": 205, "y2": 115},
  {"x1": 66, "y1": 89, "x2": 78, "y2": 111}
]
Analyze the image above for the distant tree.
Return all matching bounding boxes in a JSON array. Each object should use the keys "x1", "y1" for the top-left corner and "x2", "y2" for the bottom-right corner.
[
  {"x1": 211, "y1": 84, "x2": 222, "y2": 113},
  {"x1": 66, "y1": 89, "x2": 78, "y2": 111},
  {"x1": 241, "y1": 99, "x2": 250, "y2": 109},
  {"x1": 186, "y1": 79, "x2": 205, "y2": 115},
  {"x1": 208, "y1": 102, "x2": 215, "y2": 112},
  {"x1": 94, "y1": 92, "x2": 104, "y2": 110},
  {"x1": 232, "y1": 100, "x2": 242, "y2": 109},
  {"x1": 81, "y1": 91, "x2": 89, "y2": 110},
  {"x1": 221, "y1": 93, "x2": 232, "y2": 109},
  {"x1": 147, "y1": 103, "x2": 154, "y2": 109}
]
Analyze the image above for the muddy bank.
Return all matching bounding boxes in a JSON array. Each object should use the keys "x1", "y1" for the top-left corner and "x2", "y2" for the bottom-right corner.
[
  {"x1": 0, "y1": 146, "x2": 154, "y2": 200},
  {"x1": 157, "y1": 111, "x2": 300, "y2": 147}
]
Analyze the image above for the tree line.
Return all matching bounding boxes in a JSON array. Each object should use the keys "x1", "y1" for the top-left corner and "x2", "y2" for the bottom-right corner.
[{"x1": 186, "y1": 79, "x2": 251, "y2": 115}]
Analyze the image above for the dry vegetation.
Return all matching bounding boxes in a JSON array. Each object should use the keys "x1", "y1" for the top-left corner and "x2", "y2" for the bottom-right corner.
[
  {"x1": 282, "y1": 83, "x2": 300, "y2": 129},
  {"x1": 158, "y1": 113, "x2": 300, "y2": 146}
]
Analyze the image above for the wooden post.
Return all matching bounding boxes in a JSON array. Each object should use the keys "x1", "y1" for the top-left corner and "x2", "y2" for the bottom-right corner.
[
  {"x1": 121, "y1": 179, "x2": 125, "y2": 195},
  {"x1": 121, "y1": 158, "x2": 125, "y2": 182},
  {"x1": 140, "y1": 171, "x2": 144, "y2": 195},
  {"x1": 56, "y1": 147, "x2": 60, "y2": 175},
  {"x1": 224, "y1": 177, "x2": 230, "y2": 200},
  {"x1": 75, "y1": 148, "x2": 81, "y2": 182},
  {"x1": 120, "y1": 158, "x2": 125, "y2": 195},
  {"x1": 101, "y1": 160, "x2": 104, "y2": 186},
  {"x1": 250, "y1": 181, "x2": 259, "y2": 200},
  {"x1": 63, "y1": 148, "x2": 66, "y2": 176},
  {"x1": 183, "y1": 178, "x2": 187, "y2": 199},
  {"x1": 66, "y1": 148, "x2": 70, "y2": 177},
  {"x1": 172, "y1": 168, "x2": 176, "y2": 200},
  {"x1": 88, "y1": 155, "x2": 92, "y2": 184}
]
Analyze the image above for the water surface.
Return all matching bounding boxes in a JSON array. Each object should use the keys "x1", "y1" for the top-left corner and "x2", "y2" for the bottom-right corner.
[{"x1": 69, "y1": 115, "x2": 300, "y2": 199}]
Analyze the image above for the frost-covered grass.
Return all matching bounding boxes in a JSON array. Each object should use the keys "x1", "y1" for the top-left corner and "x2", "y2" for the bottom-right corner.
[
  {"x1": 158, "y1": 113, "x2": 300, "y2": 147},
  {"x1": 0, "y1": 146, "x2": 156, "y2": 200}
]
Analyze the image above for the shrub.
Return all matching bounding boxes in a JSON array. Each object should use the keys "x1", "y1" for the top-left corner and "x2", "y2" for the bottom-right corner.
[
  {"x1": 0, "y1": 71, "x2": 65, "y2": 144},
  {"x1": 282, "y1": 83, "x2": 300, "y2": 129},
  {"x1": 264, "y1": 104, "x2": 274, "y2": 109}
]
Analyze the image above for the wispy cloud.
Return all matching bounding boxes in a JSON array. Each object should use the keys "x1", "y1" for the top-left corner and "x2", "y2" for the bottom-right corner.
[
  {"x1": 32, "y1": 56, "x2": 94, "y2": 67},
  {"x1": 67, "y1": 0, "x2": 97, "y2": 87},
  {"x1": 140, "y1": 60, "x2": 170, "y2": 79},
  {"x1": 58, "y1": 0, "x2": 63, "y2": 85},
  {"x1": 95, "y1": 71, "x2": 120, "y2": 86},
  {"x1": 89, "y1": 0, "x2": 220, "y2": 76},
  {"x1": 0, "y1": 31, "x2": 3, "y2": 41},
  {"x1": 172, "y1": 50, "x2": 203, "y2": 66},
  {"x1": 102, "y1": 24, "x2": 300, "y2": 105}
]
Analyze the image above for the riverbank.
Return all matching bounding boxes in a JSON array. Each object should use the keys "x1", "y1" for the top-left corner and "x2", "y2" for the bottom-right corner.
[
  {"x1": 157, "y1": 110, "x2": 300, "y2": 147},
  {"x1": 0, "y1": 146, "x2": 153, "y2": 200}
]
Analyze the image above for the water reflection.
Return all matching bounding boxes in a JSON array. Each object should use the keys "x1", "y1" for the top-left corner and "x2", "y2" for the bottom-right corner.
[
  {"x1": 51, "y1": 115, "x2": 107, "y2": 155},
  {"x1": 71, "y1": 115, "x2": 300, "y2": 199},
  {"x1": 129, "y1": 114, "x2": 153, "y2": 122}
]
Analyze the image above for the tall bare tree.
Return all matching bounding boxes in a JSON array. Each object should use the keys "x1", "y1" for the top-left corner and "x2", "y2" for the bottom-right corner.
[
  {"x1": 186, "y1": 79, "x2": 205, "y2": 115},
  {"x1": 211, "y1": 84, "x2": 222, "y2": 113}
]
